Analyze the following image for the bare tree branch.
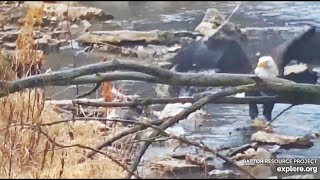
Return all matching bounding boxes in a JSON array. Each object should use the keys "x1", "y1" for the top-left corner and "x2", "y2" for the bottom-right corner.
[
  {"x1": 3, "y1": 59, "x2": 320, "y2": 103},
  {"x1": 132, "y1": 118, "x2": 259, "y2": 179},
  {"x1": 36, "y1": 125, "x2": 141, "y2": 179},
  {"x1": 125, "y1": 84, "x2": 256, "y2": 179},
  {"x1": 86, "y1": 118, "x2": 164, "y2": 159},
  {"x1": 39, "y1": 117, "x2": 141, "y2": 126},
  {"x1": 76, "y1": 82, "x2": 102, "y2": 98},
  {"x1": 73, "y1": 96, "x2": 312, "y2": 108}
]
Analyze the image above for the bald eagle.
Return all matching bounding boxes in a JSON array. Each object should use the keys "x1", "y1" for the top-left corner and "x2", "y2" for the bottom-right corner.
[
  {"x1": 168, "y1": 26, "x2": 319, "y2": 122},
  {"x1": 252, "y1": 26, "x2": 319, "y2": 121}
]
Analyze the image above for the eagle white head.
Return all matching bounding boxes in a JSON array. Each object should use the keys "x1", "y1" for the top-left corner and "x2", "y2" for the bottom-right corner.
[{"x1": 254, "y1": 56, "x2": 279, "y2": 78}]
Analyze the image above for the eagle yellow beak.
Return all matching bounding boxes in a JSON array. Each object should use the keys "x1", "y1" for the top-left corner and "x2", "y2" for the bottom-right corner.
[{"x1": 257, "y1": 61, "x2": 268, "y2": 68}]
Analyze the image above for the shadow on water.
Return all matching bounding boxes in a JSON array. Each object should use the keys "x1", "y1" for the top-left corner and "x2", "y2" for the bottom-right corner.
[{"x1": 45, "y1": 1, "x2": 320, "y2": 172}]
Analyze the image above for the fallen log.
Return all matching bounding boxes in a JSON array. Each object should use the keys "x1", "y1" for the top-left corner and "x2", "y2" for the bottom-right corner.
[{"x1": 1, "y1": 59, "x2": 320, "y2": 105}]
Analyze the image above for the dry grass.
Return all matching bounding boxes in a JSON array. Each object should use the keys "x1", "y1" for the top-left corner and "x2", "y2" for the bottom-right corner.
[
  {"x1": 0, "y1": 90, "x2": 125, "y2": 178},
  {"x1": 0, "y1": 3, "x2": 126, "y2": 179},
  {"x1": 13, "y1": 3, "x2": 45, "y2": 79}
]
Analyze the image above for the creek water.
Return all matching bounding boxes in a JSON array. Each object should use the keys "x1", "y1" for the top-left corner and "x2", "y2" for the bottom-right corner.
[{"x1": 44, "y1": 1, "x2": 320, "y2": 178}]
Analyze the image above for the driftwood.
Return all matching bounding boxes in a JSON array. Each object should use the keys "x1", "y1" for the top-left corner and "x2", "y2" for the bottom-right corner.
[{"x1": 77, "y1": 30, "x2": 201, "y2": 46}]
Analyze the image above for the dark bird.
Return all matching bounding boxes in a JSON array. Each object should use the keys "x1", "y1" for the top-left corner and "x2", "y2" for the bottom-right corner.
[
  {"x1": 168, "y1": 35, "x2": 255, "y2": 116},
  {"x1": 170, "y1": 36, "x2": 252, "y2": 74},
  {"x1": 169, "y1": 26, "x2": 319, "y2": 122},
  {"x1": 270, "y1": 26, "x2": 320, "y2": 76},
  {"x1": 253, "y1": 26, "x2": 319, "y2": 121}
]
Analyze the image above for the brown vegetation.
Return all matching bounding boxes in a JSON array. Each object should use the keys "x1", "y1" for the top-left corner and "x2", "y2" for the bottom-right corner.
[{"x1": 0, "y1": 3, "x2": 125, "y2": 178}]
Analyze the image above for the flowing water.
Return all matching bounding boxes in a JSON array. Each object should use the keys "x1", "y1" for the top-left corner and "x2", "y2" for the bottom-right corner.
[{"x1": 44, "y1": 1, "x2": 320, "y2": 177}]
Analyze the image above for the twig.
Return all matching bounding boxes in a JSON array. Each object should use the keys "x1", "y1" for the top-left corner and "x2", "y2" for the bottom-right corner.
[
  {"x1": 76, "y1": 82, "x2": 102, "y2": 99},
  {"x1": 86, "y1": 118, "x2": 164, "y2": 159},
  {"x1": 39, "y1": 117, "x2": 140, "y2": 126},
  {"x1": 52, "y1": 106, "x2": 73, "y2": 115},
  {"x1": 128, "y1": 136, "x2": 173, "y2": 144},
  {"x1": 73, "y1": 96, "x2": 284, "y2": 108},
  {"x1": 48, "y1": 86, "x2": 73, "y2": 98},
  {"x1": 135, "y1": 120, "x2": 258, "y2": 179},
  {"x1": 210, "y1": 2, "x2": 241, "y2": 38},
  {"x1": 265, "y1": 104, "x2": 296, "y2": 127},
  {"x1": 125, "y1": 84, "x2": 256, "y2": 179},
  {"x1": 36, "y1": 125, "x2": 141, "y2": 179}
]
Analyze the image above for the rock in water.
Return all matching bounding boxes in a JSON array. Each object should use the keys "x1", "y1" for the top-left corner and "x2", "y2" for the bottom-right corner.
[
  {"x1": 195, "y1": 8, "x2": 224, "y2": 37},
  {"x1": 231, "y1": 147, "x2": 274, "y2": 178},
  {"x1": 147, "y1": 156, "x2": 214, "y2": 178},
  {"x1": 251, "y1": 131, "x2": 313, "y2": 148},
  {"x1": 195, "y1": 8, "x2": 247, "y2": 43}
]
